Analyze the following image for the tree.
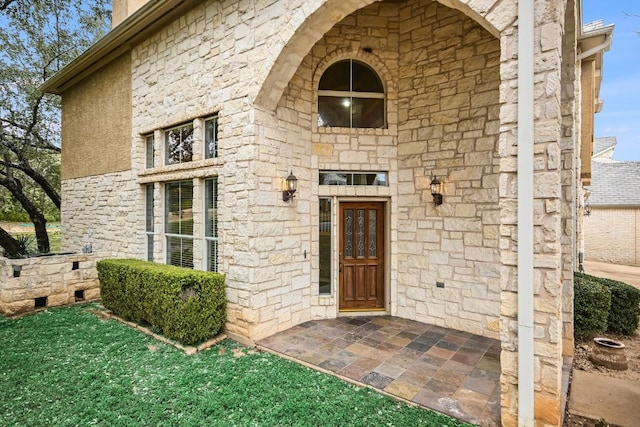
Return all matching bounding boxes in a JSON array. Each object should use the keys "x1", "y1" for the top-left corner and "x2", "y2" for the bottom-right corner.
[{"x1": 0, "y1": 0, "x2": 110, "y2": 257}]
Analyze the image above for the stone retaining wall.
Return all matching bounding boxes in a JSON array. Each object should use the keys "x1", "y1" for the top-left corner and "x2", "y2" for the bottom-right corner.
[{"x1": 0, "y1": 253, "x2": 103, "y2": 316}]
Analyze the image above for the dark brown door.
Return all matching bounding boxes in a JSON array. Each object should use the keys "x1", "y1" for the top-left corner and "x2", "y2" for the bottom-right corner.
[{"x1": 339, "y1": 202, "x2": 385, "y2": 310}]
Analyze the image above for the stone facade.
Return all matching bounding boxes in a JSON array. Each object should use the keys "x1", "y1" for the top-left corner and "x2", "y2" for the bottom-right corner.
[
  {"x1": 44, "y1": 1, "x2": 593, "y2": 425},
  {"x1": 0, "y1": 253, "x2": 102, "y2": 316},
  {"x1": 61, "y1": 171, "x2": 141, "y2": 257}
]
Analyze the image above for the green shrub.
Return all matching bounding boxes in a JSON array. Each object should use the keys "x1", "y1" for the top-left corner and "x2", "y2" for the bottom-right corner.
[
  {"x1": 0, "y1": 212, "x2": 31, "y2": 222},
  {"x1": 97, "y1": 259, "x2": 226, "y2": 345},
  {"x1": 574, "y1": 272, "x2": 611, "y2": 339},
  {"x1": 598, "y1": 277, "x2": 640, "y2": 335}
]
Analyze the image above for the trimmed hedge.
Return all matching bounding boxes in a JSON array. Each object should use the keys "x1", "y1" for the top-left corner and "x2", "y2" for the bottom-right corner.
[
  {"x1": 574, "y1": 273, "x2": 611, "y2": 339},
  {"x1": 97, "y1": 259, "x2": 226, "y2": 345},
  {"x1": 574, "y1": 271, "x2": 640, "y2": 338},
  {"x1": 600, "y1": 277, "x2": 640, "y2": 335}
]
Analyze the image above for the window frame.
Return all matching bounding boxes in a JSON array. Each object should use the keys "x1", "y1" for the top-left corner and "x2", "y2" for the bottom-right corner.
[
  {"x1": 165, "y1": 180, "x2": 194, "y2": 269},
  {"x1": 145, "y1": 183, "x2": 155, "y2": 261},
  {"x1": 165, "y1": 122, "x2": 195, "y2": 165},
  {"x1": 145, "y1": 133, "x2": 155, "y2": 169},
  {"x1": 204, "y1": 177, "x2": 219, "y2": 272},
  {"x1": 317, "y1": 59, "x2": 386, "y2": 129},
  {"x1": 142, "y1": 113, "x2": 223, "y2": 270},
  {"x1": 204, "y1": 115, "x2": 219, "y2": 159},
  {"x1": 319, "y1": 197, "x2": 332, "y2": 296}
]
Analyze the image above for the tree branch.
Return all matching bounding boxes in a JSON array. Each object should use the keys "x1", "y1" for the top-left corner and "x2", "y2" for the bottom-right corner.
[
  {"x1": 0, "y1": 157, "x2": 61, "y2": 209},
  {"x1": 0, "y1": 0, "x2": 17, "y2": 12},
  {"x1": 0, "y1": 225, "x2": 24, "y2": 258},
  {"x1": 0, "y1": 175, "x2": 50, "y2": 253}
]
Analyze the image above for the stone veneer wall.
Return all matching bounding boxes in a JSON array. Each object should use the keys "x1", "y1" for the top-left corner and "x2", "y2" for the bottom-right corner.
[
  {"x1": 125, "y1": 0, "x2": 507, "y2": 341},
  {"x1": 266, "y1": 0, "x2": 502, "y2": 339},
  {"x1": 61, "y1": 171, "x2": 141, "y2": 257},
  {"x1": 395, "y1": 1, "x2": 501, "y2": 336},
  {"x1": 496, "y1": 2, "x2": 568, "y2": 425},
  {"x1": 0, "y1": 253, "x2": 102, "y2": 316},
  {"x1": 585, "y1": 207, "x2": 640, "y2": 265},
  {"x1": 254, "y1": 1, "x2": 402, "y2": 337},
  {"x1": 129, "y1": 0, "x2": 290, "y2": 340}
]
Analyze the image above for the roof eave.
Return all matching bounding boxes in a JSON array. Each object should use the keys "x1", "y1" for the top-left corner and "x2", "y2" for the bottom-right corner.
[{"x1": 591, "y1": 204, "x2": 640, "y2": 209}]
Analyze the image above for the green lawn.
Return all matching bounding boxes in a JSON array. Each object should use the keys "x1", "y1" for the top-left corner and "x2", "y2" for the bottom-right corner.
[{"x1": 0, "y1": 305, "x2": 471, "y2": 427}]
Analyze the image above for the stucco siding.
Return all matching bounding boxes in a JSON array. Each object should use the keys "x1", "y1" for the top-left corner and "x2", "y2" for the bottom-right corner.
[{"x1": 61, "y1": 53, "x2": 132, "y2": 180}]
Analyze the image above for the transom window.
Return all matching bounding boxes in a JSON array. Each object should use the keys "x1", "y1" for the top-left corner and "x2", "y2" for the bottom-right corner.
[
  {"x1": 165, "y1": 123, "x2": 194, "y2": 165},
  {"x1": 318, "y1": 59, "x2": 385, "y2": 129},
  {"x1": 319, "y1": 171, "x2": 388, "y2": 186}
]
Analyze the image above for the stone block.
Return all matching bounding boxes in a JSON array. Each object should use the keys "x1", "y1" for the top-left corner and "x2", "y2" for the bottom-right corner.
[{"x1": 534, "y1": 392, "x2": 561, "y2": 426}]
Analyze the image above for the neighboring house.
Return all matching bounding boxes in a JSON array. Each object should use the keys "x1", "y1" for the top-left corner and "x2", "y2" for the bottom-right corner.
[
  {"x1": 41, "y1": 1, "x2": 612, "y2": 425},
  {"x1": 584, "y1": 137, "x2": 640, "y2": 265}
]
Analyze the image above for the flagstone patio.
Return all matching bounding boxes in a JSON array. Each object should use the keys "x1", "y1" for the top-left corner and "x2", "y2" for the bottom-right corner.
[{"x1": 257, "y1": 316, "x2": 501, "y2": 426}]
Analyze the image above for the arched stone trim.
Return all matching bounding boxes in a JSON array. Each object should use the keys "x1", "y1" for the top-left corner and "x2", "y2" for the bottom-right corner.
[{"x1": 254, "y1": 0, "x2": 514, "y2": 111}]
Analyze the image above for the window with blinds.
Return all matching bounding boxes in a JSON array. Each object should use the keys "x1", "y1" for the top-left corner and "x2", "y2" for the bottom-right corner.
[
  {"x1": 145, "y1": 134, "x2": 155, "y2": 168},
  {"x1": 205, "y1": 178, "x2": 218, "y2": 272},
  {"x1": 145, "y1": 184, "x2": 154, "y2": 261},
  {"x1": 165, "y1": 180, "x2": 194, "y2": 268}
]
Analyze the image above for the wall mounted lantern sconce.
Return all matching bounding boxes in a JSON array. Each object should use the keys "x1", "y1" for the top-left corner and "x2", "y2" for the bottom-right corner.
[
  {"x1": 282, "y1": 171, "x2": 298, "y2": 202},
  {"x1": 430, "y1": 176, "x2": 443, "y2": 206},
  {"x1": 583, "y1": 190, "x2": 591, "y2": 216}
]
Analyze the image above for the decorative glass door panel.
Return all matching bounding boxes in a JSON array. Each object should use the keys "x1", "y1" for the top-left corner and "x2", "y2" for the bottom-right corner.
[{"x1": 339, "y1": 202, "x2": 385, "y2": 310}]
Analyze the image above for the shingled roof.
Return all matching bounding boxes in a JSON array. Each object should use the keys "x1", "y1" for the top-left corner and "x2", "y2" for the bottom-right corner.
[
  {"x1": 589, "y1": 159, "x2": 640, "y2": 206},
  {"x1": 593, "y1": 136, "x2": 617, "y2": 158}
]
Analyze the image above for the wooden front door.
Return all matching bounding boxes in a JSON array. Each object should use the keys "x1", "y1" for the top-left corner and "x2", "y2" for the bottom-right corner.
[{"x1": 339, "y1": 202, "x2": 385, "y2": 310}]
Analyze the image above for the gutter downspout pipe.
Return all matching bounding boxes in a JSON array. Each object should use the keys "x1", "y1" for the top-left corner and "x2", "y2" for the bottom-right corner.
[{"x1": 517, "y1": 0, "x2": 535, "y2": 426}]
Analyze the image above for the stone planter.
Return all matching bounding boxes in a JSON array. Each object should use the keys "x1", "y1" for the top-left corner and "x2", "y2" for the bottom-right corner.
[
  {"x1": 0, "y1": 253, "x2": 104, "y2": 316},
  {"x1": 590, "y1": 337, "x2": 628, "y2": 371}
]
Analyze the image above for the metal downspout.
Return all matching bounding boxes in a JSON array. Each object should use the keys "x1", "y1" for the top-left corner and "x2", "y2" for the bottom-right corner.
[{"x1": 518, "y1": 0, "x2": 535, "y2": 426}]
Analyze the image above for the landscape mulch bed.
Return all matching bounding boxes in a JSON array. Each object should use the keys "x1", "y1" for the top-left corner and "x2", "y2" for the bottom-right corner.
[{"x1": 564, "y1": 329, "x2": 640, "y2": 427}]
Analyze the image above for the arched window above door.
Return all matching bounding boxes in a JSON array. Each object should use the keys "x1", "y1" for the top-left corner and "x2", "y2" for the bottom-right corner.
[{"x1": 317, "y1": 59, "x2": 385, "y2": 129}]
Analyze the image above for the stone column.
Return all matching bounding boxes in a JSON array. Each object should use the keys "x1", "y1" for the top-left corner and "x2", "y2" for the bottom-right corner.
[
  {"x1": 560, "y1": 0, "x2": 577, "y2": 358},
  {"x1": 498, "y1": 1, "x2": 569, "y2": 425}
]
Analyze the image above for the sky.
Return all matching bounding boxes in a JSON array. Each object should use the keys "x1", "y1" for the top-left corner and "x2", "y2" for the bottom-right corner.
[{"x1": 583, "y1": 0, "x2": 640, "y2": 161}]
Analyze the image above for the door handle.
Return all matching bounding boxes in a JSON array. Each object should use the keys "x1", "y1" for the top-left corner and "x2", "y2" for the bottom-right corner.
[{"x1": 339, "y1": 263, "x2": 343, "y2": 272}]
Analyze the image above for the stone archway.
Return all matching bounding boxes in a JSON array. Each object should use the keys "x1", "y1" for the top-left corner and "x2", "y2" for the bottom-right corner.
[{"x1": 253, "y1": 0, "x2": 515, "y2": 111}]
